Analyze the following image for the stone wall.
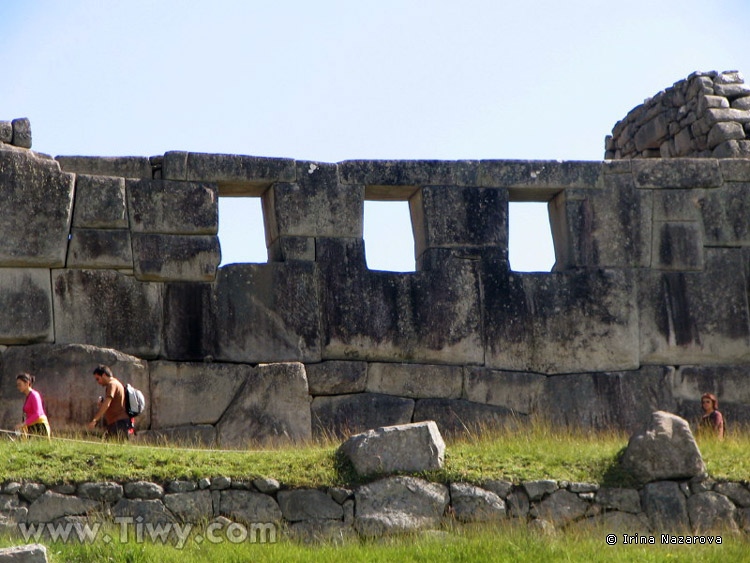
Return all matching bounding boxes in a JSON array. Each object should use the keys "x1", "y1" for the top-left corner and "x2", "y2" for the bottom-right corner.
[
  {"x1": 1, "y1": 475, "x2": 747, "y2": 541},
  {"x1": 606, "y1": 70, "x2": 750, "y2": 159},
  {"x1": 2, "y1": 113, "x2": 750, "y2": 444}
]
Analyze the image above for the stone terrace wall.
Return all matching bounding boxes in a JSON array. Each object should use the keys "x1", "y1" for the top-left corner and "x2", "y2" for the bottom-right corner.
[
  {"x1": 606, "y1": 70, "x2": 750, "y2": 159},
  {"x1": 1, "y1": 116, "x2": 750, "y2": 445}
]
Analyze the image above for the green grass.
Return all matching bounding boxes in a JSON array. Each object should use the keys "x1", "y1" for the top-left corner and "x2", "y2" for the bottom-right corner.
[
  {"x1": 2, "y1": 523, "x2": 748, "y2": 563},
  {"x1": 1, "y1": 420, "x2": 748, "y2": 487}
]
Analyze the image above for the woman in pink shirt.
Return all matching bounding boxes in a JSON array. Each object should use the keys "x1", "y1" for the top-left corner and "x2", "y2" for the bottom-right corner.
[{"x1": 15, "y1": 373, "x2": 50, "y2": 438}]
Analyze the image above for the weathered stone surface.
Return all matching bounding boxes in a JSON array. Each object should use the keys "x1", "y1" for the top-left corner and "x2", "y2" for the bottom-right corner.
[
  {"x1": 523, "y1": 480, "x2": 558, "y2": 501},
  {"x1": 216, "y1": 363, "x2": 311, "y2": 446},
  {"x1": 0, "y1": 343, "x2": 149, "y2": 432},
  {"x1": 311, "y1": 393, "x2": 414, "y2": 438},
  {"x1": 210, "y1": 477, "x2": 231, "y2": 490},
  {"x1": 0, "y1": 544, "x2": 47, "y2": 563},
  {"x1": 622, "y1": 412, "x2": 705, "y2": 484},
  {"x1": 0, "y1": 269, "x2": 53, "y2": 344},
  {"x1": 263, "y1": 162, "x2": 363, "y2": 244},
  {"x1": 56, "y1": 156, "x2": 151, "y2": 178},
  {"x1": 52, "y1": 269, "x2": 163, "y2": 358},
  {"x1": 506, "y1": 490, "x2": 530, "y2": 518},
  {"x1": 318, "y1": 239, "x2": 482, "y2": 364},
  {"x1": 19, "y1": 484, "x2": 45, "y2": 503},
  {"x1": 632, "y1": 159, "x2": 722, "y2": 189},
  {"x1": 277, "y1": 489, "x2": 343, "y2": 522},
  {"x1": 643, "y1": 480, "x2": 689, "y2": 532},
  {"x1": 478, "y1": 160, "x2": 603, "y2": 194},
  {"x1": 286, "y1": 519, "x2": 354, "y2": 544},
  {"x1": 124, "y1": 481, "x2": 164, "y2": 499},
  {"x1": 354, "y1": 477, "x2": 449, "y2": 537},
  {"x1": 530, "y1": 490, "x2": 588, "y2": 525},
  {"x1": 219, "y1": 490, "x2": 282, "y2": 523},
  {"x1": 635, "y1": 114, "x2": 669, "y2": 151},
  {"x1": 66, "y1": 229, "x2": 133, "y2": 269},
  {"x1": 707, "y1": 122, "x2": 745, "y2": 149},
  {"x1": 595, "y1": 488, "x2": 641, "y2": 514},
  {"x1": 338, "y1": 421, "x2": 445, "y2": 476},
  {"x1": 412, "y1": 398, "x2": 517, "y2": 437},
  {"x1": 573, "y1": 511, "x2": 651, "y2": 533},
  {"x1": 537, "y1": 367, "x2": 675, "y2": 433},
  {"x1": 267, "y1": 235, "x2": 315, "y2": 262},
  {"x1": 687, "y1": 491, "x2": 738, "y2": 533},
  {"x1": 463, "y1": 369, "x2": 544, "y2": 414},
  {"x1": 338, "y1": 160, "x2": 479, "y2": 192},
  {"x1": 639, "y1": 249, "x2": 750, "y2": 364},
  {"x1": 150, "y1": 361, "x2": 249, "y2": 429},
  {"x1": 449, "y1": 483, "x2": 506, "y2": 522},
  {"x1": 482, "y1": 480, "x2": 513, "y2": 499},
  {"x1": 127, "y1": 179, "x2": 218, "y2": 234},
  {"x1": 700, "y1": 183, "x2": 750, "y2": 246},
  {"x1": 304, "y1": 361, "x2": 367, "y2": 395},
  {"x1": 166, "y1": 481, "x2": 197, "y2": 494},
  {"x1": 366, "y1": 363, "x2": 462, "y2": 399},
  {"x1": 253, "y1": 478, "x2": 280, "y2": 494},
  {"x1": 719, "y1": 158, "x2": 750, "y2": 181},
  {"x1": 72, "y1": 175, "x2": 128, "y2": 228},
  {"x1": 161, "y1": 282, "x2": 215, "y2": 362},
  {"x1": 0, "y1": 120, "x2": 12, "y2": 143},
  {"x1": 11, "y1": 118, "x2": 31, "y2": 148},
  {"x1": 568, "y1": 482, "x2": 598, "y2": 493},
  {"x1": 713, "y1": 482, "x2": 750, "y2": 507},
  {"x1": 77, "y1": 482, "x2": 123, "y2": 503},
  {"x1": 0, "y1": 150, "x2": 73, "y2": 266},
  {"x1": 132, "y1": 233, "x2": 220, "y2": 282},
  {"x1": 112, "y1": 499, "x2": 176, "y2": 523},
  {"x1": 163, "y1": 490, "x2": 213, "y2": 522},
  {"x1": 214, "y1": 263, "x2": 320, "y2": 363},
  {"x1": 27, "y1": 492, "x2": 98, "y2": 524},
  {"x1": 651, "y1": 221, "x2": 703, "y2": 271},
  {"x1": 483, "y1": 268, "x2": 638, "y2": 374}
]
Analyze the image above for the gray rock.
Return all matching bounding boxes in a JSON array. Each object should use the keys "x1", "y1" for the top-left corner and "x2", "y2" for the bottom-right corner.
[
  {"x1": 172, "y1": 152, "x2": 296, "y2": 193},
  {"x1": 701, "y1": 185, "x2": 750, "y2": 246},
  {"x1": 311, "y1": 393, "x2": 414, "y2": 438},
  {"x1": 463, "y1": 369, "x2": 545, "y2": 414},
  {"x1": 568, "y1": 483, "x2": 599, "y2": 494},
  {"x1": 530, "y1": 490, "x2": 588, "y2": 525},
  {"x1": 643, "y1": 481, "x2": 690, "y2": 531},
  {"x1": 18, "y1": 484, "x2": 46, "y2": 503},
  {"x1": 632, "y1": 159, "x2": 721, "y2": 189},
  {"x1": 71, "y1": 174, "x2": 128, "y2": 228},
  {"x1": 11, "y1": 118, "x2": 31, "y2": 148},
  {"x1": 132, "y1": 234, "x2": 220, "y2": 282},
  {"x1": 163, "y1": 490, "x2": 213, "y2": 522},
  {"x1": 0, "y1": 269, "x2": 53, "y2": 344},
  {"x1": 343, "y1": 499, "x2": 354, "y2": 525},
  {"x1": 621, "y1": 411, "x2": 706, "y2": 483},
  {"x1": 216, "y1": 362, "x2": 312, "y2": 446},
  {"x1": 595, "y1": 488, "x2": 641, "y2": 514},
  {"x1": 126, "y1": 179, "x2": 218, "y2": 234},
  {"x1": 477, "y1": 160, "x2": 602, "y2": 191},
  {"x1": 354, "y1": 476, "x2": 449, "y2": 537},
  {"x1": 219, "y1": 490, "x2": 282, "y2": 524},
  {"x1": 689, "y1": 477, "x2": 716, "y2": 495},
  {"x1": 338, "y1": 421, "x2": 445, "y2": 476},
  {"x1": 483, "y1": 480, "x2": 513, "y2": 499},
  {"x1": 77, "y1": 481, "x2": 123, "y2": 502},
  {"x1": 449, "y1": 483, "x2": 506, "y2": 522},
  {"x1": 27, "y1": 491, "x2": 98, "y2": 524},
  {"x1": 252, "y1": 478, "x2": 280, "y2": 494},
  {"x1": 277, "y1": 489, "x2": 343, "y2": 522},
  {"x1": 506, "y1": 490, "x2": 530, "y2": 518},
  {"x1": 149, "y1": 361, "x2": 250, "y2": 429},
  {"x1": 687, "y1": 491, "x2": 738, "y2": 533},
  {"x1": 739, "y1": 507, "x2": 750, "y2": 532},
  {"x1": 713, "y1": 482, "x2": 750, "y2": 507},
  {"x1": 198, "y1": 478, "x2": 211, "y2": 490},
  {"x1": 523, "y1": 480, "x2": 558, "y2": 501},
  {"x1": 650, "y1": 221, "x2": 704, "y2": 271},
  {"x1": 338, "y1": 159, "x2": 479, "y2": 189},
  {"x1": 0, "y1": 494, "x2": 19, "y2": 510},
  {"x1": 0, "y1": 120, "x2": 12, "y2": 143},
  {"x1": 3, "y1": 483, "x2": 21, "y2": 495},
  {"x1": 366, "y1": 363, "x2": 462, "y2": 399},
  {"x1": 56, "y1": 156, "x2": 151, "y2": 178},
  {"x1": 210, "y1": 477, "x2": 231, "y2": 491},
  {"x1": 0, "y1": 543, "x2": 47, "y2": 563},
  {"x1": 305, "y1": 361, "x2": 367, "y2": 395},
  {"x1": 166, "y1": 481, "x2": 197, "y2": 493},
  {"x1": 66, "y1": 229, "x2": 133, "y2": 269},
  {"x1": 112, "y1": 498, "x2": 176, "y2": 523},
  {"x1": 707, "y1": 122, "x2": 745, "y2": 149},
  {"x1": 124, "y1": 482, "x2": 164, "y2": 499},
  {"x1": 268, "y1": 235, "x2": 315, "y2": 262},
  {"x1": 327, "y1": 488, "x2": 352, "y2": 505}
]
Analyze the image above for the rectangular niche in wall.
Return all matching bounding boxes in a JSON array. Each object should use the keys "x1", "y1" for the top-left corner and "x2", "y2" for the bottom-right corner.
[
  {"x1": 217, "y1": 197, "x2": 268, "y2": 266},
  {"x1": 508, "y1": 201, "x2": 555, "y2": 272},
  {"x1": 363, "y1": 200, "x2": 417, "y2": 272}
]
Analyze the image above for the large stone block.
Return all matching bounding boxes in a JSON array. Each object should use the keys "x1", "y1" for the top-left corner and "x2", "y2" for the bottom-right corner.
[
  {"x1": 11, "y1": 117, "x2": 31, "y2": 148},
  {"x1": 0, "y1": 269, "x2": 53, "y2": 344},
  {"x1": 687, "y1": 491, "x2": 738, "y2": 533},
  {"x1": 483, "y1": 268, "x2": 638, "y2": 374},
  {"x1": 162, "y1": 283, "x2": 215, "y2": 361},
  {"x1": 219, "y1": 490, "x2": 282, "y2": 524},
  {"x1": 0, "y1": 343, "x2": 149, "y2": 432},
  {"x1": 305, "y1": 361, "x2": 367, "y2": 395},
  {"x1": 262, "y1": 161, "x2": 363, "y2": 244},
  {"x1": 149, "y1": 361, "x2": 250, "y2": 429},
  {"x1": 277, "y1": 489, "x2": 343, "y2": 522},
  {"x1": 27, "y1": 491, "x2": 98, "y2": 523},
  {"x1": 213, "y1": 263, "x2": 320, "y2": 363},
  {"x1": 215, "y1": 363, "x2": 311, "y2": 446},
  {"x1": 71, "y1": 175, "x2": 128, "y2": 228},
  {"x1": 642, "y1": 481, "x2": 690, "y2": 531},
  {"x1": 412, "y1": 398, "x2": 517, "y2": 437},
  {"x1": 409, "y1": 186, "x2": 507, "y2": 263},
  {"x1": 268, "y1": 236, "x2": 315, "y2": 262},
  {"x1": 651, "y1": 222, "x2": 704, "y2": 271},
  {"x1": 632, "y1": 159, "x2": 722, "y2": 189},
  {"x1": 126, "y1": 179, "x2": 218, "y2": 234},
  {"x1": 52, "y1": 269, "x2": 163, "y2": 358},
  {"x1": 0, "y1": 150, "x2": 74, "y2": 267},
  {"x1": 56, "y1": 156, "x2": 152, "y2": 178},
  {"x1": 634, "y1": 114, "x2": 669, "y2": 152},
  {"x1": 639, "y1": 249, "x2": 750, "y2": 364},
  {"x1": 66, "y1": 229, "x2": 133, "y2": 269},
  {"x1": 699, "y1": 183, "x2": 750, "y2": 246},
  {"x1": 132, "y1": 234, "x2": 220, "y2": 282},
  {"x1": 463, "y1": 368, "x2": 545, "y2": 414},
  {"x1": 337, "y1": 160, "x2": 479, "y2": 194},
  {"x1": 366, "y1": 363, "x2": 462, "y2": 399},
  {"x1": 318, "y1": 239, "x2": 482, "y2": 364},
  {"x1": 477, "y1": 160, "x2": 603, "y2": 199},
  {"x1": 310, "y1": 393, "x2": 414, "y2": 438}
]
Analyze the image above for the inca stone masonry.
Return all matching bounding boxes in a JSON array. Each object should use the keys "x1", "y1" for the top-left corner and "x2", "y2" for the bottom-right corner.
[{"x1": 2, "y1": 71, "x2": 750, "y2": 446}]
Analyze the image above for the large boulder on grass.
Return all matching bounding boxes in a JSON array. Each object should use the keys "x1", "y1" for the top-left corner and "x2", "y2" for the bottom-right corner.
[
  {"x1": 0, "y1": 544, "x2": 48, "y2": 563},
  {"x1": 621, "y1": 411, "x2": 706, "y2": 483},
  {"x1": 338, "y1": 421, "x2": 446, "y2": 476}
]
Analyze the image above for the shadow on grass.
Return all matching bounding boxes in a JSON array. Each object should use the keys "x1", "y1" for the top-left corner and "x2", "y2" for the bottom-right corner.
[{"x1": 599, "y1": 446, "x2": 639, "y2": 488}]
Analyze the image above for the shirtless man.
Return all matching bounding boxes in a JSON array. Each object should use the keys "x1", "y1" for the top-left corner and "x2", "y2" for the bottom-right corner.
[{"x1": 87, "y1": 364, "x2": 131, "y2": 440}]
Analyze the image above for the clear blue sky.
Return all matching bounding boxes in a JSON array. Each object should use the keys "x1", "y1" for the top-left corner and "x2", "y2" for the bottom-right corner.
[{"x1": 2, "y1": 1, "x2": 750, "y2": 271}]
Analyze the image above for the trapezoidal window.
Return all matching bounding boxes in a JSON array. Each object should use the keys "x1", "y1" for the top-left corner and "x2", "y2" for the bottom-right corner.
[
  {"x1": 508, "y1": 201, "x2": 555, "y2": 272},
  {"x1": 363, "y1": 200, "x2": 417, "y2": 272},
  {"x1": 217, "y1": 197, "x2": 268, "y2": 266}
]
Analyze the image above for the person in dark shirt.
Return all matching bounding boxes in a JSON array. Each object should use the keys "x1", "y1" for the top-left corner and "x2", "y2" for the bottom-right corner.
[{"x1": 699, "y1": 392, "x2": 724, "y2": 440}]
